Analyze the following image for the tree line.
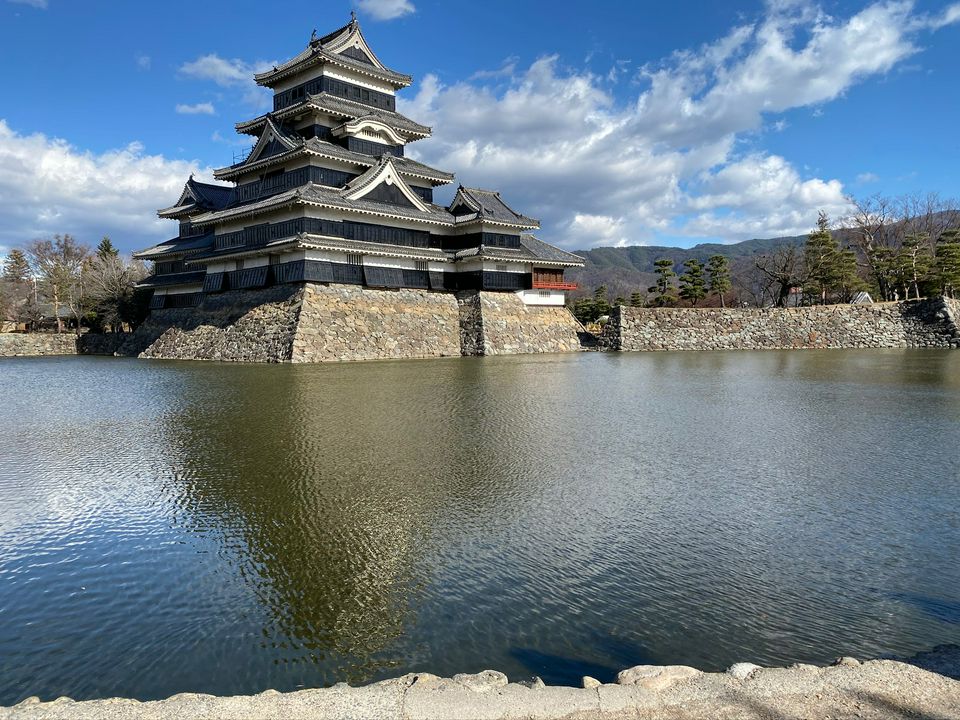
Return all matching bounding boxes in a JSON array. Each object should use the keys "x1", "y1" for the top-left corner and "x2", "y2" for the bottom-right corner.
[
  {"x1": 744, "y1": 194, "x2": 960, "y2": 307},
  {"x1": 1, "y1": 235, "x2": 149, "y2": 333},
  {"x1": 570, "y1": 254, "x2": 733, "y2": 323}
]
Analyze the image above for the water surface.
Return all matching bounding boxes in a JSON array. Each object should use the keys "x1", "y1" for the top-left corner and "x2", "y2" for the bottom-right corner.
[{"x1": 0, "y1": 350, "x2": 958, "y2": 703}]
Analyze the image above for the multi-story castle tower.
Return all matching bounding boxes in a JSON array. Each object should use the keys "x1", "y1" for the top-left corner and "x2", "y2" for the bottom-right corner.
[
  {"x1": 131, "y1": 16, "x2": 584, "y2": 361},
  {"x1": 137, "y1": 15, "x2": 582, "y2": 310}
]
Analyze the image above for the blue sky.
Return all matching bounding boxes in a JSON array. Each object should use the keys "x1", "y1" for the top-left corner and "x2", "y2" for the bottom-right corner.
[{"x1": 1, "y1": 0, "x2": 958, "y2": 254}]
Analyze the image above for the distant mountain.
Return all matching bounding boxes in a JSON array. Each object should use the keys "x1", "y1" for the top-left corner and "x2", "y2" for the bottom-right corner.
[{"x1": 567, "y1": 234, "x2": 808, "y2": 299}]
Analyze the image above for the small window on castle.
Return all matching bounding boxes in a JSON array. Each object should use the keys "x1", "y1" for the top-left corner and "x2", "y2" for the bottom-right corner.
[
  {"x1": 269, "y1": 254, "x2": 281, "y2": 265},
  {"x1": 236, "y1": 259, "x2": 245, "y2": 271},
  {"x1": 347, "y1": 254, "x2": 363, "y2": 266},
  {"x1": 539, "y1": 290, "x2": 551, "y2": 298},
  {"x1": 495, "y1": 264, "x2": 508, "y2": 273},
  {"x1": 415, "y1": 261, "x2": 428, "y2": 272}
]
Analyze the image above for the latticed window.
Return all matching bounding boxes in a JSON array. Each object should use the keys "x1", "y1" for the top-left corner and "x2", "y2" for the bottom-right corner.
[
  {"x1": 415, "y1": 261, "x2": 428, "y2": 272},
  {"x1": 347, "y1": 254, "x2": 363, "y2": 266}
]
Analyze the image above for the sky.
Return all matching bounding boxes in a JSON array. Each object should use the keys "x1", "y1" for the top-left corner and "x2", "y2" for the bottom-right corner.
[{"x1": 0, "y1": 0, "x2": 958, "y2": 255}]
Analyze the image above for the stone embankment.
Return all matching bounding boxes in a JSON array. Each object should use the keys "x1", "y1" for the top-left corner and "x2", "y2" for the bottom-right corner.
[
  {"x1": 0, "y1": 332, "x2": 127, "y2": 358},
  {"x1": 600, "y1": 297, "x2": 960, "y2": 352},
  {"x1": 118, "y1": 284, "x2": 584, "y2": 362},
  {"x1": 3, "y1": 647, "x2": 958, "y2": 719},
  {"x1": 458, "y1": 291, "x2": 584, "y2": 356}
]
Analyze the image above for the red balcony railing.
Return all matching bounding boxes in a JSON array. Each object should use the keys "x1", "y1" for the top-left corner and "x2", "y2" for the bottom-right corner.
[{"x1": 532, "y1": 281, "x2": 578, "y2": 291}]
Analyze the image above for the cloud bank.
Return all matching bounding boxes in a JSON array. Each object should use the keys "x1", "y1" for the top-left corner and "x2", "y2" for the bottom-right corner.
[{"x1": 402, "y1": 0, "x2": 957, "y2": 248}]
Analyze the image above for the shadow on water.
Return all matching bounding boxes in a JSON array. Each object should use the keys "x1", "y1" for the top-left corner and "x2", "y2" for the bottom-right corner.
[
  {"x1": 509, "y1": 648, "x2": 620, "y2": 686},
  {"x1": 889, "y1": 593, "x2": 960, "y2": 625}
]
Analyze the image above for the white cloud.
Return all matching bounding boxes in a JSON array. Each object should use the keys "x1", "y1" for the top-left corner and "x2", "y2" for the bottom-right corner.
[
  {"x1": 7, "y1": 0, "x2": 47, "y2": 8},
  {"x1": 402, "y1": 0, "x2": 950, "y2": 248},
  {"x1": 179, "y1": 54, "x2": 273, "y2": 111},
  {"x1": 355, "y1": 0, "x2": 414, "y2": 21},
  {"x1": 179, "y1": 54, "x2": 255, "y2": 86},
  {"x1": 856, "y1": 172, "x2": 880, "y2": 184},
  {"x1": 0, "y1": 120, "x2": 214, "y2": 253},
  {"x1": 175, "y1": 102, "x2": 216, "y2": 115},
  {"x1": 914, "y1": 2, "x2": 960, "y2": 29},
  {"x1": 136, "y1": 54, "x2": 151, "y2": 71}
]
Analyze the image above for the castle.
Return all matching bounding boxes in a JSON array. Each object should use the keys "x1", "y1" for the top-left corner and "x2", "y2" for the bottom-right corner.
[{"x1": 131, "y1": 15, "x2": 585, "y2": 362}]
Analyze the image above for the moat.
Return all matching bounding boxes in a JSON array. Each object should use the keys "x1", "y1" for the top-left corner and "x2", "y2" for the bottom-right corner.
[{"x1": 0, "y1": 350, "x2": 958, "y2": 705}]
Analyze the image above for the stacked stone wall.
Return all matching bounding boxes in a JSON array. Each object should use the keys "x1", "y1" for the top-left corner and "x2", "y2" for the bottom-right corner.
[
  {"x1": 465, "y1": 291, "x2": 583, "y2": 355},
  {"x1": 121, "y1": 285, "x2": 303, "y2": 362},
  {"x1": 291, "y1": 284, "x2": 461, "y2": 362},
  {"x1": 600, "y1": 298, "x2": 960, "y2": 352},
  {"x1": 0, "y1": 333, "x2": 79, "y2": 357},
  {"x1": 0, "y1": 332, "x2": 128, "y2": 357}
]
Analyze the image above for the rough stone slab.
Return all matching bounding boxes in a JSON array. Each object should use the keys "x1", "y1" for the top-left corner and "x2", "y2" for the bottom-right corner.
[
  {"x1": 402, "y1": 683, "x2": 599, "y2": 720},
  {"x1": 4, "y1": 653, "x2": 960, "y2": 720}
]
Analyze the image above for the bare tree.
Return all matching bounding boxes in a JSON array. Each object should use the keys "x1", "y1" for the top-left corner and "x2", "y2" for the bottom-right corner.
[
  {"x1": 84, "y1": 253, "x2": 148, "y2": 332},
  {"x1": 24, "y1": 235, "x2": 89, "y2": 333},
  {"x1": 753, "y1": 245, "x2": 805, "y2": 307},
  {"x1": 843, "y1": 195, "x2": 897, "y2": 300}
]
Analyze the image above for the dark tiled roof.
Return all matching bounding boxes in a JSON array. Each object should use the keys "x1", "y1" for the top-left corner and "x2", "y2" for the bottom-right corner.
[
  {"x1": 236, "y1": 94, "x2": 431, "y2": 138},
  {"x1": 216, "y1": 137, "x2": 453, "y2": 184},
  {"x1": 451, "y1": 187, "x2": 540, "y2": 228},
  {"x1": 191, "y1": 183, "x2": 457, "y2": 227},
  {"x1": 299, "y1": 234, "x2": 449, "y2": 261},
  {"x1": 454, "y1": 235, "x2": 584, "y2": 267},
  {"x1": 133, "y1": 233, "x2": 214, "y2": 260},
  {"x1": 254, "y1": 22, "x2": 411, "y2": 88},
  {"x1": 188, "y1": 179, "x2": 234, "y2": 209},
  {"x1": 519, "y1": 234, "x2": 585, "y2": 265},
  {"x1": 136, "y1": 271, "x2": 207, "y2": 288}
]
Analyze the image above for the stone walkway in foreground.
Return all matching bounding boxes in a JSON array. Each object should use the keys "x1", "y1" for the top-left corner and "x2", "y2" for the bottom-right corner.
[{"x1": 4, "y1": 647, "x2": 959, "y2": 719}]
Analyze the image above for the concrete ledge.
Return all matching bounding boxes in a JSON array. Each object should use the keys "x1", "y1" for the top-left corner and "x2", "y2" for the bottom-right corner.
[{"x1": 4, "y1": 648, "x2": 959, "y2": 719}]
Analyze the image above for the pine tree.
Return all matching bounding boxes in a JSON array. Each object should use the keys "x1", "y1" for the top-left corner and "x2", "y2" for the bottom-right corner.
[
  {"x1": 592, "y1": 285, "x2": 612, "y2": 317},
  {"x1": 629, "y1": 291, "x2": 644, "y2": 307},
  {"x1": 648, "y1": 259, "x2": 678, "y2": 307},
  {"x1": 706, "y1": 255, "x2": 731, "y2": 307},
  {"x1": 935, "y1": 229, "x2": 960, "y2": 299},
  {"x1": 678, "y1": 259, "x2": 707, "y2": 306},
  {"x1": 805, "y1": 212, "x2": 841, "y2": 304},
  {"x1": 2, "y1": 248, "x2": 30, "y2": 283},
  {"x1": 96, "y1": 237, "x2": 119, "y2": 260}
]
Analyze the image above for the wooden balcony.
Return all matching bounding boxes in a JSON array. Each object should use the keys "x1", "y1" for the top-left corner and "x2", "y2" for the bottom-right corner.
[{"x1": 532, "y1": 280, "x2": 578, "y2": 291}]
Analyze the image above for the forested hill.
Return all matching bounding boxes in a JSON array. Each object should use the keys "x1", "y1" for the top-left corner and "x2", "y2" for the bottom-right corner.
[{"x1": 566, "y1": 234, "x2": 807, "y2": 299}]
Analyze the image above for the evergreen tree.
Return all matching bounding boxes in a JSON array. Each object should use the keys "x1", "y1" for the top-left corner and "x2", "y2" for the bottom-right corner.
[
  {"x1": 706, "y1": 254, "x2": 731, "y2": 307},
  {"x1": 629, "y1": 291, "x2": 644, "y2": 307},
  {"x1": 592, "y1": 285, "x2": 612, "y2": 317},
  {"x1": 613, "y1": 295, "x2": 626, "y2": 306},
  {"x1": 804, "y1": 212, "x2": 841, "y2": 304},
  {"x1": 678, "y1": 259, "x2": 707, "y2": 305},
  {"x1": 648, "y1": 258, "x2": 678, "y2": 307},
  {"x1": 833, "y1": 247, "x2": 864, "y2": 303},
  {"x1": 2, "y1": 248, "x2": 30, "y2": 283},
  {"x1": 96, "y1": 236, "x2": 119, "y2": 260},
  {"x1": 935, "y1": 230, "x2": 960, "y2": 299}
]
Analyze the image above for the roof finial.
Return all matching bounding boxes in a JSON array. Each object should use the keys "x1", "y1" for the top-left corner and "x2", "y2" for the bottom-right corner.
[
  {"x1": 350, "y1": 9, "x2": 357, "y2": 24},
  {"x1": 310, "y1": 28, "x2": 318, "y2": 43}
]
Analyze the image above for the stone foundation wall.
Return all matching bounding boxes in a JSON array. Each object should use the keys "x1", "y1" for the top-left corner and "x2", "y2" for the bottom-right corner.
[
  {"x1": 120, "y1": 285, "x2": 303, "y2": 362},
  {"x1": 120, "y1": 284, "x2": 581, "y2": 363},
  {"x1": 600, "y1": 297, "x2": 960, "y2": 351},
  {"x1": 0, "y1": 333, "x2": 79, "y2": 357},
  {"x1": 291, "y1": 284, "x2": 461, "y2": 362},
  {"x1": 462, "y1": 291, "x2": 583, "y2": 355},
  {"x1": 0, "y1": 332, "x2": 129, "y2": 357}
]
